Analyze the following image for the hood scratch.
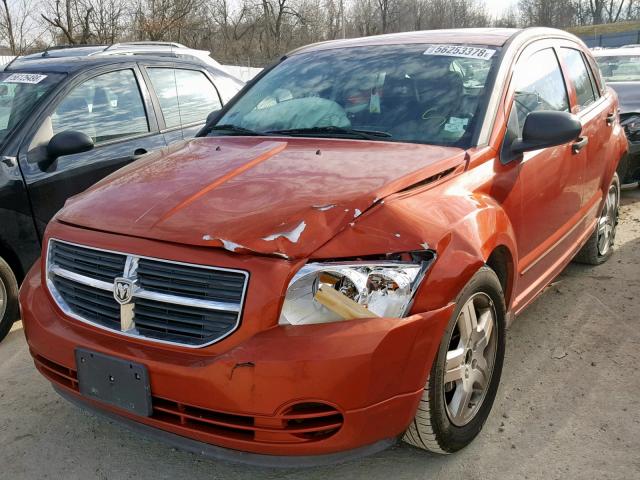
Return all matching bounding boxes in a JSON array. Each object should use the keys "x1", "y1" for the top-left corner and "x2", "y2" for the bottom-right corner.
[{"x1": 262, "y1": 221, "x2": 307, "y2": 243}]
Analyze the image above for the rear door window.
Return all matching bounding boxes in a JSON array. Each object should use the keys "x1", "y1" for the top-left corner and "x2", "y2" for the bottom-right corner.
[
  {"x1": 512, "y1": 48, "x2": 570, "y2": 136},
  {"x1": 52, "y1": 69, "x2": 149, "y2": 143},
  {"x1": 560, "y1": 48, "x2": 597, "y2": 110},
  {"x1": 147, "y1": 68, "x2": 222, "y2": 129}
]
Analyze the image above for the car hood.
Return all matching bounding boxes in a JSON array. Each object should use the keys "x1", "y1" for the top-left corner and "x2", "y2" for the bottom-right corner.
[
  {"x1": 608, "y1": 82, "x2": 640, "y2": 114},
  {"x1": 58, "y1": 136, "x2": 465, "y2": 259}
]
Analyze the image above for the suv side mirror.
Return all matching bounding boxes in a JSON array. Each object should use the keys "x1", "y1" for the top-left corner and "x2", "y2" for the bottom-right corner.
[
  {"x1": 206, "y1": 109, "x2": 221, "y2": 125},
  {"x1": 511, "y1": 111, "x2": 582, "y2": 154},
  {"x1": 47, "y1": 130, "x2": 94, "y2": 159}
]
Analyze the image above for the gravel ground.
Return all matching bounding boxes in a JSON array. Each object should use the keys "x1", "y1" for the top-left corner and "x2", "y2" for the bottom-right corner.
[{"x1": 1, "y1": 188, "x2": 639, "y2": 480}]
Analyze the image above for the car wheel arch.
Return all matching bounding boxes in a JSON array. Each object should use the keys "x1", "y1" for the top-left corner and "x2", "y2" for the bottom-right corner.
[{"x1": 485, "y1": 245, "x2": 515, "y2": 310}]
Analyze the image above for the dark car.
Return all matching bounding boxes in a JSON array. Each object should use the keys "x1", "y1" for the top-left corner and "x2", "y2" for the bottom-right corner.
[
  {"x1": 594, "y1": 47, "x2": 640, "y2": 186},
  {"x1": 0, "y1": 54, "x2": 243, "y2": 341}
]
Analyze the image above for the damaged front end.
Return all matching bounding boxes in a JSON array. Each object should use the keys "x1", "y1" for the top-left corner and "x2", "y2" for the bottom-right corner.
[{"x1": 279, "y1": 251, "x2": 436, "y2": 326}]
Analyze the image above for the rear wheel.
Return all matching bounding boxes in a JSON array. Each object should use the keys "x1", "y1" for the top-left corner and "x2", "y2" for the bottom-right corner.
[
  {"x1": 403, "y1": 266, "x2": 506, "y2": 453},
  {"x1": 574, "y1": 173, "x2": 620, "y2": 265},
  {"x1": 0, "y1": 256, "x2": 19, "y2": 342}
]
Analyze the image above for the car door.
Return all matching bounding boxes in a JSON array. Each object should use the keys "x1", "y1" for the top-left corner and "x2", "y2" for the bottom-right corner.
[
  {"x1": 18, "y1": 65, "x2": 166, "y2": 235},
  {"x1": 504, "y1": 43, "x2": 587, "y2": 279},
  {"x1": 558, "y1": 45, "x2": 617, "y2": 213},
  {"x1": 142, "y1": 65, "x2": 223, "y2": 145}
]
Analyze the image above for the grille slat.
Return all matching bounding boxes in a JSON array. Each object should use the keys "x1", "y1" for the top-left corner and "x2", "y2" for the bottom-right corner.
[
  {"x1": 51, "y1": 243, "x2": 126, "y2": 282},
  {"x1": 55, "y1": 278, "x2": 121, "y2": 314},
  {"x1": 52, "y1": 277, "x2": 121, "y2": 330},
  {"x1": 137, "y1": 259, "x2": 246, "y2": 303},
  {"x1": 47, "y1": 240, "x2": 248, "y2": 347}
]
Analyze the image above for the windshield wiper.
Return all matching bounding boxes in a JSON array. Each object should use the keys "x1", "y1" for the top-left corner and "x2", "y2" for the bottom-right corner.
[
  {"x1": 266, "y1": 126, "x2": 392, "y2": 140},
  {"x1": 208, "y1": 124, "x2": 266, "y2": 136}
]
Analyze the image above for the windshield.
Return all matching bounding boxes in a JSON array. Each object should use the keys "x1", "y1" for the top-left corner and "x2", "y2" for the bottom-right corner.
[
  {"x1": 0, "y1": 72, "x2": 65, "y2": 146},
  {"x1": 597, "y1": 55, "x2": 640, "y2": 82},
  {"x1": 208, "y1": 44, "x2": 500, "y2": 147}
]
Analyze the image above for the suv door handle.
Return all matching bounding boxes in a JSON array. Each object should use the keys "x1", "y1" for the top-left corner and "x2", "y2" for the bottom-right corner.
[
  {"x1": 606, "y1": 112, "x2": 616, "y2": 125},
  {"x1": 572, "y1": 136, "x2": 589, "y2": 154}
]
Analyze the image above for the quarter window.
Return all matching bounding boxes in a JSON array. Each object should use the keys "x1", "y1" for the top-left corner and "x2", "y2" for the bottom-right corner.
[
  {"x1": 147, "y1": 68, "x2": 222, "y2": 129},
  {"x1": 512, "y1": 48, "x2": 570, "y2": 136},
  {"x1": 560, "y1": 48, "x2": 597, "y2": 110},
  {"x1": 52, "y1": 69, "x2": 149, "y2": 143}
]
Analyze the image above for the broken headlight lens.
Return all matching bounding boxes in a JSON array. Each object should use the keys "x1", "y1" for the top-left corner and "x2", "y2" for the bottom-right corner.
[{"x1": 278, "y1": 261, "x2": 429, "y2": 325}]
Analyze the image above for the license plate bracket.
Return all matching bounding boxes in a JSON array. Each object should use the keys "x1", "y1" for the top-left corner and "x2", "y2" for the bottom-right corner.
[{"x1": 75, "y1": 349, "x2": 152, "y2": 417}]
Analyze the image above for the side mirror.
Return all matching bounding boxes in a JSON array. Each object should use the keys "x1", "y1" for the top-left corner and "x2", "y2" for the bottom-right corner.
[
  {"x1": 47, "y1": 130, "x2": 94, "y2": 159},
  {"x1": 511, "y1": 111, "x2": 582, "y2": 154},
  {"x1": 206, "y1": 109, "x2": 221, "y2": 125}
]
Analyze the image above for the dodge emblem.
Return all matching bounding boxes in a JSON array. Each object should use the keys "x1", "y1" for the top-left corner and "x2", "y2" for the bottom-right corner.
[{"x1": 113, "y1": 277, "x2": 135, "y2": 305}]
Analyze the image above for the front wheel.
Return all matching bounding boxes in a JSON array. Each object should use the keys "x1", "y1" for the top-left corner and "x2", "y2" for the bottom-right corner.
[{"x1": 403, "y1": 266, "x2": 506, "y2": 453}]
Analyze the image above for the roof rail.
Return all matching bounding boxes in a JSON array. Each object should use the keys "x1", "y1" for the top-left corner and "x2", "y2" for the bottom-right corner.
[
  {"x1": 105, "y1": 41, "x2": 187, "y2": 51},
  {"x1": 42, "y1": 44, "x2": 106, "y2": 56}
]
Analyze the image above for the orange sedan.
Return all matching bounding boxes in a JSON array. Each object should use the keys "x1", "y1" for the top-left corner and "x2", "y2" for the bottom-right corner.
[{"x1": 20, "y1": 27, "x2": 626, "y2": 466}]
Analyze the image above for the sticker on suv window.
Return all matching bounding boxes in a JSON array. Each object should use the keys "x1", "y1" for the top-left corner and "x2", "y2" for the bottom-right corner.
[
  {"x1": 423, "y1": 45, "x2": 496, "y2": 60},
  {"x1": 2, "y1": 73, "x2": 48, "y2": 84}
]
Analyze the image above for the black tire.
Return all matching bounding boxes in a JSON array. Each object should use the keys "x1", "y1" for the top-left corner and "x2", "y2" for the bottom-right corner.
[
  {"x1": 403, "y1": 266, "x2": 506, "y2": 453},
  {"x1": 0, "y1": 256, "x2": 19, "y2": 342},
  {"x1": 574, "y1": 173, "x2": 620, "y2": 265}
]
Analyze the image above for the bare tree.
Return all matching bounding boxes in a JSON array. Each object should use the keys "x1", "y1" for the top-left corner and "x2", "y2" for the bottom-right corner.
[
  {"x1": 84, "y1": 0, "x2": 125, "y2": 44},
  {"x1": 41, "y1": 0, "x2": 94, "y2": 44},
  {"x1": 518, "y1": 0, "x2": 574, "y2": 27},
  {"x1": 1, "y1": 0, "x2": 44, "y2": 53},
  {"x1": 7, "y1": 0, "x2": 640, "y2": 67},
  {"x1": 134, "y1": 0, "x2": 201, "y2": 41},
  {"x1": 258, "y1": 0, "x2": 304, "y2": 56}
]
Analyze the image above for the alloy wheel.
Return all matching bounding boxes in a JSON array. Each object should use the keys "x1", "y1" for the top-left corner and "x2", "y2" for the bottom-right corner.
[
  {"x1": 443, "y1": 292, "x2": 498, "y2": 427},
  {"x1": 597, "y1": 183, "x2": 619, "y2": 257}
]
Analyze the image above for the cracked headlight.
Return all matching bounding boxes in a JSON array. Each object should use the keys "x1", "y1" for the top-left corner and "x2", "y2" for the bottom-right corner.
[{"x1": 279, "y1": 253, "x2": 434, "y2": 325}]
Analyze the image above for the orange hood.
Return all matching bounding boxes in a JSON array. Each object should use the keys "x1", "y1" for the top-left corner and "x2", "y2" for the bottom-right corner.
[{"x1": 57, "y1": 136, "x2": 465, "y2": 259}]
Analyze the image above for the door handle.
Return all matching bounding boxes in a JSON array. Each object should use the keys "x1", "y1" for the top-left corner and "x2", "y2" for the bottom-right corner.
[
  {"x1": 606, "y1": 112, "x2": 616, "y2": 126},
  {"x1": 572, "y1": 136, "x2": 588, "y2": 154},
  {"x1": 131, "y1": 148, "x2": 148, "y2": 160}
]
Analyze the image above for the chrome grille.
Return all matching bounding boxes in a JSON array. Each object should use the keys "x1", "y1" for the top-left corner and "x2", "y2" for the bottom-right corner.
[
  {"x1": 137, "y1": 259, "x2": 245, "y2": 303},
  {"x1": 51, "y1": 276, "x2": 121, "y2": 330},
  {"x1": 49, "y1": 241, "x2": 126, "y2": 282},
  {"x1": 46, "y1": 240, "x2": 249, "y2": 348},
  {"x1": 134, "y1": 299, "x2": 239, "y2": 346}
]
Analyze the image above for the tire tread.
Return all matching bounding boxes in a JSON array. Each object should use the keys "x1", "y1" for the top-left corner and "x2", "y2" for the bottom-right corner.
[{"x1": 402, "y1": 377, "x2": 449, "y2": 454}]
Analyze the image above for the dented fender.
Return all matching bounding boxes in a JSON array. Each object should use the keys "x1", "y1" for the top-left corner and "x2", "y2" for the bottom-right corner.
[{"x1": 311, "y1": 171, "x2": 519, "y2": 313}]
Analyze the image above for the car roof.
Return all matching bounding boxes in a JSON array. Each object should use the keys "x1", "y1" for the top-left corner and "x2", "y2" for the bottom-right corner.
[
  {"x1": 592, "y1": 47, "x2": 640, "y2": 57},
  {"x1": 2, "y1": 54, "x2": 211, "y2": 74},
  {"x1": 288, "y1": 27, "x2": 584, "y2": 56}
]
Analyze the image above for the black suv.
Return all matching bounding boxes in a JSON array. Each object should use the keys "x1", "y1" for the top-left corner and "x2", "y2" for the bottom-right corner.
[{"x1": 0, "y1": 54, "x2": 243, "y2": 341}]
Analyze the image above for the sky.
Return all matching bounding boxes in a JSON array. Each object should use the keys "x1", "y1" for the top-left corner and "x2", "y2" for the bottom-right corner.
[{"x1": 484, "y1": 0, "x2": 516, "y2": 17}]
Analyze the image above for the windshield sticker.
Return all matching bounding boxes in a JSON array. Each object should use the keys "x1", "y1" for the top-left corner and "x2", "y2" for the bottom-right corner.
[
  {"x1": 3, "y1": 73, "x2": 48, "y2": 84},
  {"x1": 423, "y1": 45, "x2": 496, "y2": 60}
]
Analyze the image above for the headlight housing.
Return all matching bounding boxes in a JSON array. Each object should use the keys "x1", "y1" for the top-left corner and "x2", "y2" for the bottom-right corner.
[{"x1": 279, "y1": 252, "x2": 434, "y2": 325}]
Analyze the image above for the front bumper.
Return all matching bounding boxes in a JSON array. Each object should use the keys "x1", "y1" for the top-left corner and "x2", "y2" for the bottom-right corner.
[{"x1": 21, "y1": 263, "x2": 454, "y2": 459}]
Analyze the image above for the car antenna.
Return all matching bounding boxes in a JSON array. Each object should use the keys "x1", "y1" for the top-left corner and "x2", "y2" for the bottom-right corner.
[{"x1": 170, "y1": 42, "x2": 185, "y2": 140}]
